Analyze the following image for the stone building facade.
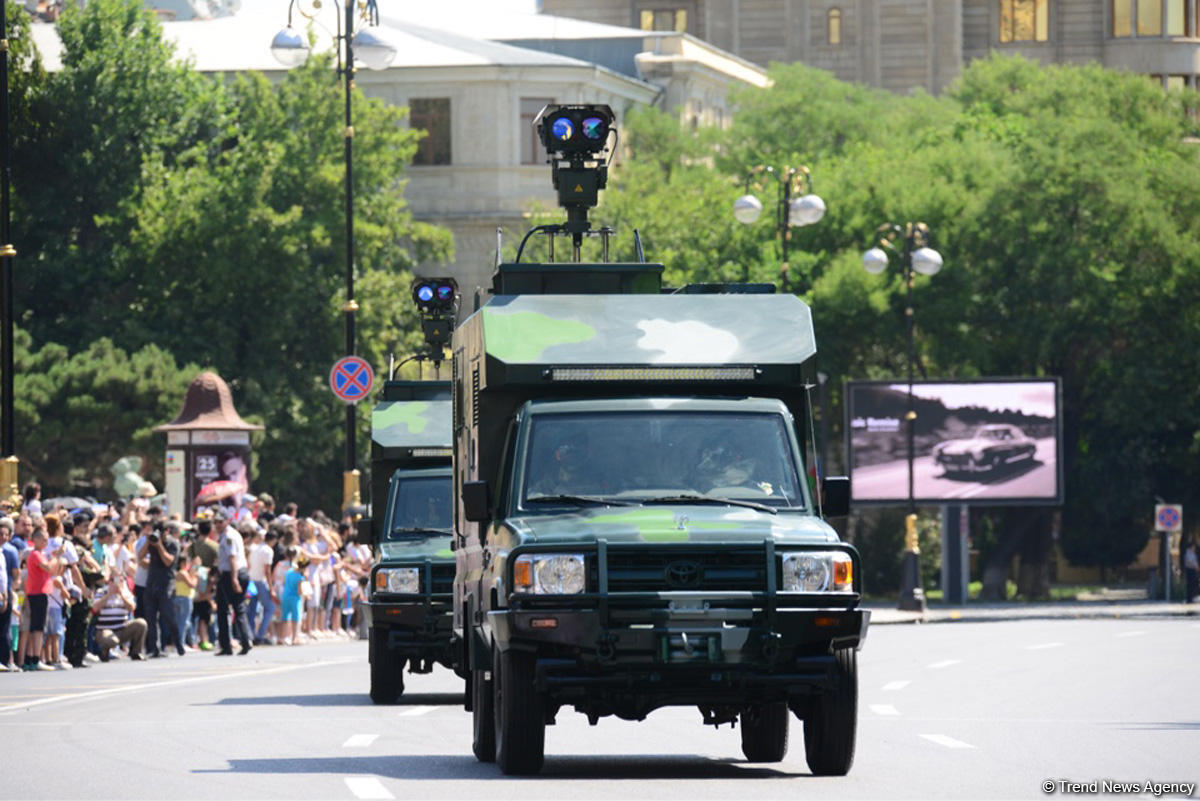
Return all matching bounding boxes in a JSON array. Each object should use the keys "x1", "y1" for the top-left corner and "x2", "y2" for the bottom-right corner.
[{"x1": 540, "y1": 0, "x2": 1200, "y2": 93}]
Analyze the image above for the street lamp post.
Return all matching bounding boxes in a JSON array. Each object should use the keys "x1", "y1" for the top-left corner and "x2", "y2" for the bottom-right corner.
[
  {"x1": 862, "y1": 222, "x2": 943, "y2": 612},
  {"x1": 732, "y1": 165, "x2": 825, "y2": 291},
  {"x1": 0, "y1": 0, "x2": 18, "y2": 504},
  {"x1": 271, "y1": 0, "x2": 395, "y2": 513}
]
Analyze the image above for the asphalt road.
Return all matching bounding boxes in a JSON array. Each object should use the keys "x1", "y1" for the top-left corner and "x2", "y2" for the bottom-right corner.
[
  {"x1": 852, "y1": 437, "x2": 1059, "y2": 503},
  {"x1": 2, "y1": 618, "x2": 1197, "y2": 800}
]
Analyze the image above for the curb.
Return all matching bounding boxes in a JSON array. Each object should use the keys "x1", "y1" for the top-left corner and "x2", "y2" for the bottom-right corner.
[{"x1": 865, "y1": 603, "x2": 1199, "y2": 626}]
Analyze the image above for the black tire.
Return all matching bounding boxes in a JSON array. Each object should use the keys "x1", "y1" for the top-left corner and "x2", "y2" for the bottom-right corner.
[
  {"x1": 804, "y1": 648, "x2": 858, "y2": 776},
  {"x1": 471, "y1": 647, "x2": 495, "y2": 762},
  {"x1": 368, "y1": 628, "x2": 404, "y2": 705},
  {"x1": 493, "y1": 646, "x2": 545, "y2": 775},
  {"x1": 740, "y1": 701, "x2": 790, "y2": 762}
]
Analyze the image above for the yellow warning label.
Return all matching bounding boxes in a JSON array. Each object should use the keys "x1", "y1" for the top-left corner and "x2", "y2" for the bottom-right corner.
[{"x1": 574, "y1": 184, "x2": 584, "y2": 192}]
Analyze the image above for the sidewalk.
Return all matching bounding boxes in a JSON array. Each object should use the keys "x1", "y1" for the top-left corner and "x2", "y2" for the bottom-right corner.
[{"x1": 865, "y1": 599, "x2": 1199, "y2": 625}]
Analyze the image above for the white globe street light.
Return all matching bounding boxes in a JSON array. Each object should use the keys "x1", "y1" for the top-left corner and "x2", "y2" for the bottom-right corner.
[
  {"x1": 862, "y1": 246, "x2": 889, "y2": 275},
  {"x1": 732, "y1": 194, "x2": 763, "y2": 225},
  {"x1": 351, "y1": 27, "x2": 397, "y2": 71},
  {"x1": 270, "y1": 26, "x2": 310, "y2": 67},
  {"x1": 788, "y1": 193, "x2": 826, "y2": 227},
  {"x1": 733, "y1": 165, "x2": 824, "y2": 290},
  {"x1": 911, "y1": 246, "x2": 943, "y2": 276}
]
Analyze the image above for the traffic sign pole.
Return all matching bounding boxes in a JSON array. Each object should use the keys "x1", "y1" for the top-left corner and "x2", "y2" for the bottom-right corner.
[
  {"x1": 330, "y1": 356, "x2": 374, "y2": 513},
  {"x1": 1154, "y1": 504, "x2": 1182, "y2": 602}
]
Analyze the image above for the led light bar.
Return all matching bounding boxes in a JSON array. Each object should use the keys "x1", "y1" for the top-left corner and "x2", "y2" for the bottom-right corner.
[
  {"x1": 411, "y1": 447, "x2": 453, "y2": 458},
  {"x1": 549, "y1": 366, "x2": 757, "y2": 382}
]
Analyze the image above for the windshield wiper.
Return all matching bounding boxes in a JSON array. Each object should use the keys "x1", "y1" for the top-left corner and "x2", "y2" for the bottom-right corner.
[
  {"x1": 389, "y1": 526, "x2": 452, "y2": 538},
  {"x1": 640, "y1": 494, "x2": 778, "y2": 515},
  {"x1": 525, "y1": 494, "x2": 634, "y2": 507}
]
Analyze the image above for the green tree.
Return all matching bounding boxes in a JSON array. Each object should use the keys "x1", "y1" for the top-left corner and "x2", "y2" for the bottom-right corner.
[
  {"x1": 7, "y1": 328, "x2": 199, "y2": 495},
  {"x1": 11, "y1": 0, "x2": 451, "y2": 509}
]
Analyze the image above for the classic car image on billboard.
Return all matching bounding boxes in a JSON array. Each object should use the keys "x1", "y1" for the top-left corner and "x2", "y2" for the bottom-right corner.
[
  {"x1": 932, "y1": 423, "x2": 1038, "y2": 475},
  {"x1": 845, "y1": 378, "x2": 1062, "y2": 505}
]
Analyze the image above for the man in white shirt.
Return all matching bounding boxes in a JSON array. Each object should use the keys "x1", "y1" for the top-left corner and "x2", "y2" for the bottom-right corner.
[
  {"x1": 246, "y1": 528, "x2": 276, "y2": 645},
  {"x1": 214, "y1": 510, "x2": 252, "y2": 656}
]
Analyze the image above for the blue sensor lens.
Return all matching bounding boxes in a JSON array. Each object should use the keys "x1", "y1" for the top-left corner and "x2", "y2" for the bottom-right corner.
[
  {"x1": 416, "y1": 285, "x2": 434, "y2": 302},
  {"x1": 551, "y1": 117, "x2": 574, "y2": 142},
  {"x1": 436, "y1": 285, "x2": 454, "y2": 300},
  {"x1": 581, "y1": 117, "x2": 605, "y2": 140}
]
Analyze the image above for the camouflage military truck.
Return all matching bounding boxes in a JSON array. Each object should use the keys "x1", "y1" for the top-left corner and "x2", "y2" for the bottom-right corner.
[
  {"x1": 365, "y1": 380, "x2": 457, "y2": 703},
  {"x1": 452, "y1": 277, "x2": 868, "y2": 774}
]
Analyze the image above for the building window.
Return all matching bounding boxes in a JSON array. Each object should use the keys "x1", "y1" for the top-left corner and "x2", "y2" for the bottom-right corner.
[
  {"x1": 1166, "y1": 74, "x2": 1188, "y2": 90},
  {"x1": 1166, "y1": 0, "x2": 1188, "y2": 33},
  {"x1": 1113, "y1": 0, "x2": 1132, "y2": 36},
  {"x1": 411, "y1": 98, "x2": 451, "y2": 166},
  {"x1": 639, "y1": 8, "x2": 689, "y2": 32},
  {"x1": 999, "y1": 0, "x2": 1049, "y2": 42},
  {"x1": 520, "y1": 97, "x2": 553, "y2": 165},
  {"x1": 828, "y1": 8, "x2": 842, "y2": 44},
  {"x1": 1138, "y1": 0, "x2": 1163, "y2": 34}
]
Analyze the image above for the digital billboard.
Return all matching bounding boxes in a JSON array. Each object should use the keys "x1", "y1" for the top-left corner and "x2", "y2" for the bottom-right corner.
[{"x1": 845, "y1": 378, "x2": 1062, "y2": 506}]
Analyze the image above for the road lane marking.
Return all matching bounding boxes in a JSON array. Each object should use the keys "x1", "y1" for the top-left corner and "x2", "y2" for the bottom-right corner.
[
  {"x1": 1027, "y1": 642, "x2": 1063, "y2": 650},
  {"x1": 882, "y1": 680, "x2": 911, "y2": 691},
  {"x1": 869, "y1": 704, "x2": 900, "y2": 716},
  {"x1": 1115, "y1": 631, "x2": 1147, "y2": 638},
  {"x1": 343, "y1": 734, "x2": 379, "y2": 748},
  {"x1": 920, "y1": 734, "x2": 975, "y2": 749},
  {"x1": 344, "y1": 777, "x2": 394, "y2": 800},
  {"x1": 0, "y1": 658, "x2": 358, "y2": 715},
  {"x1": 927, "y1": 659, "x2": 962, "y2": 669},
  {"x1": 398, "y1": 705, "x2": 437, "y2": 717}
]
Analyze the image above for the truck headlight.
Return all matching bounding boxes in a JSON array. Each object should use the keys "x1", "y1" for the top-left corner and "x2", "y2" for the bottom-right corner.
[
  {"x1": 781, "y1": 551, "x2": 853, "y2": 592},
  {"x1": 375, "y1": 567, "x2": 420, "y2": 594},
  {"x1": 513, "y1": 553, "x2": 586, "y2": 594}
]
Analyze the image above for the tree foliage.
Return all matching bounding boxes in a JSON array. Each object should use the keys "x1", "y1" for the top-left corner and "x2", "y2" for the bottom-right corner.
[{"x1": 10, "y1": 0, "x2": 450, "y2": 507}]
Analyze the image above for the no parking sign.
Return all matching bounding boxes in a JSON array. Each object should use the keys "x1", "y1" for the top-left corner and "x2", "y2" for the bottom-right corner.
[
  {"x1": 329, "y1": 356, "x2": 374, "y2": 405},
  {"x1": 1155, "y1": 504, "x2": 1182, "y2": 533}
]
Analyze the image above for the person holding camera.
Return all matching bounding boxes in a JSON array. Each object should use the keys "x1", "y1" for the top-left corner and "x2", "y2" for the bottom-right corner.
[
  {"x1": 139, "y1": 521, "x2": 184, "y2": 658},
  {"x1": 92, "y1": 570, "x2": 146, "y2": 661}
]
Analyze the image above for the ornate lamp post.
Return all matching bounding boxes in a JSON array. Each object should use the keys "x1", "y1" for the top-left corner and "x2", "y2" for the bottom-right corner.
[
  {"x1": 732, "y1": 165, "x2": 825, "y2": 291},
  {"x1": 1, "y1": 0, "x2": 17, "y2": 504},
  {"x1": 863, "y1": 222, "x2": 943, "y2": 612},
  {"x1": 271, "y1": 0, "x2": 395, "y2": 512}
]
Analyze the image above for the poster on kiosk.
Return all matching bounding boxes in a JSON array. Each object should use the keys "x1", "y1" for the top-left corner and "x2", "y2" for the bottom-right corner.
[{"x1": 845, "y1": 378, "x2": 1062, "y2": 506}]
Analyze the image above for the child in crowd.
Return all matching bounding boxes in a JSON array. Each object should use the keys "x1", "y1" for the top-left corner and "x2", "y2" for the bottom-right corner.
[{"x1": 280, "y1": 549, "x2": 307, "y2": 646}]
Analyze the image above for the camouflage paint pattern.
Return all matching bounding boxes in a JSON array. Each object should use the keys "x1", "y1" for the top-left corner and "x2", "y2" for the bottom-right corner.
[
  {"x1": 503, "y1": 504, "x2": 840, "y2": 546},
  {"x1": 371, "y1": 399, "x2": 453, "y2": 451},
  {"x1": 479, "y1": 294, "x2": 816, "y2": 366}
]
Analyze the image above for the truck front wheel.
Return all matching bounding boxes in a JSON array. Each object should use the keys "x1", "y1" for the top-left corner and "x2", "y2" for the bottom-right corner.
[
  {"x1": 368, "y1": 628, "x2": 405, "y2": 704},
  {"x1": 803, "y1": 648, "x2": 858, "y2": 776},
  {"x1": 740, "y1": 701, "x2": 789, "y2": 762},
  {"x1": 493, "y1": 647, "x2": 546, "y2": 775}
]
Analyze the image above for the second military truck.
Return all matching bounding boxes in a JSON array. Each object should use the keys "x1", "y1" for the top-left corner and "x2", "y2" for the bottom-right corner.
[{"x1": 366, "y1": 379, "x2": 458, "y2": 703}]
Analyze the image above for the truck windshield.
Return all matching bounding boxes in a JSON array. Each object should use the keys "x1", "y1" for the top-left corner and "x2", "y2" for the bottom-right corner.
[
  {"x1": 521, "y1": 411, "x2": 805, "y2": 510},
  {"x1": 386, "y1": 475, "x2": 452, "y2": 539}
]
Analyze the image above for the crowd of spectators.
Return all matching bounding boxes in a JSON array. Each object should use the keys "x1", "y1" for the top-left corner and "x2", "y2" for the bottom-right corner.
[{"x1": 0, "y1": 483, "x2": 374, "y2": 671}]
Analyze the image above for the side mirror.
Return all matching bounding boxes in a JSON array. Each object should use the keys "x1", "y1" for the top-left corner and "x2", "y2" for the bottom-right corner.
[
  {"x1": 357, "y1": 517, "x2": 376, "y2": 549},
  {"x1": 463, "y1": 480, "x2": 491, "y2": 522},
  {"x1": 820, "y1": 476, "x2": 850, "y2": 518}
]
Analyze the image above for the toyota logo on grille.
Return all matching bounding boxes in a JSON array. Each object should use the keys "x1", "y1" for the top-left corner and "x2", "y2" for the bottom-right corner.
[{"x1": 664, "y1": 560, "x2": 702, "y2": 588}]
